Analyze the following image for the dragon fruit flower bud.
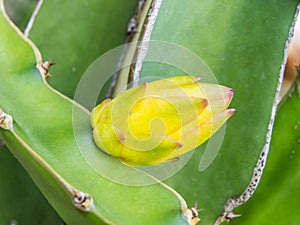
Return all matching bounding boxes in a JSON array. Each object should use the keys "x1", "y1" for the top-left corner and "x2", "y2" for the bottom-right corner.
[{"x1": 91, "y1": 76, "x2": 235, "y2": 166}]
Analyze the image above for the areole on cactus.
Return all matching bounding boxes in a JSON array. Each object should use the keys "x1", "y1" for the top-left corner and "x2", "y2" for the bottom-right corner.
[{"x1": 91, "y1": 76, "x2": 235, "y2": 166}]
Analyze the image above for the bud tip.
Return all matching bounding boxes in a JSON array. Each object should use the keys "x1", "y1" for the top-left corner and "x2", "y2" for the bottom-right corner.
[
  {"x1": 176, "y1": 141, "x2": 183, "y2": 148},
  {"x1": 227, "y1": 108, "x2": 236, "y2": 116},
  {"x1": 193, "y1": 76, "x2": 202, "y2": 82}
]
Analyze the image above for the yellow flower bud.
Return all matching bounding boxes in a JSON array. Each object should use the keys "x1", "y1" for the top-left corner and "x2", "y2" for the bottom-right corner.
[{"x1": 91, "y1": 76, "x2": 235, "y2": 166}]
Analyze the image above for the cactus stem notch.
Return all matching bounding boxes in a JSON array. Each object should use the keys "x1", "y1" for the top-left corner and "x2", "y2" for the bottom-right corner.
[
  {"x1": 183, "y1": 202, "x2": 202, "y2": 225},
  {"x1": 0, "y1": 109, "x2": 13, "y2": 130},
  {"x1": 214, "y1": 198, "x2": 241, "y2": 225},
  {"x1": 73, "y1": 191, "x2": 94, "y2": 212},
  {"x1": 37, "y1": 61, "x2": 55, "y2": 79}
]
